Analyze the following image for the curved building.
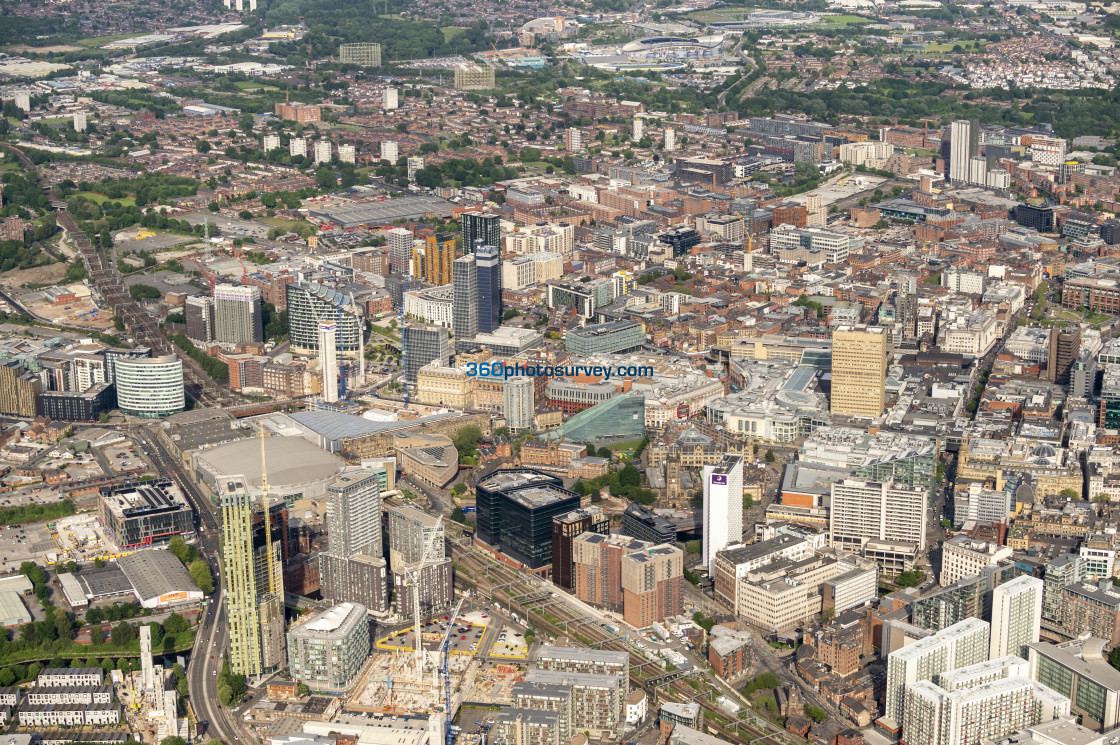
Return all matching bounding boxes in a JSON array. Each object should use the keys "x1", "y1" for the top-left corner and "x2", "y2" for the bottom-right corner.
[
  {"x1": 115, "y1": 355, "x2": 185, "y2": 418},
  {"x1": 193, "y1": 435, "x2": 346, "y2": 503},
  {"x1": 620, "y1": 35, "x2": 725, "y2": 60}
]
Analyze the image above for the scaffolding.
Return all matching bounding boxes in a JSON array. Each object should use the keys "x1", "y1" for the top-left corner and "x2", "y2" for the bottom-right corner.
[
  {"x1": 340, "y1": 43, "x2": 382, "y2": 67},
  {"x1": 454, "y1": 65, "x2": 495, "y2": 90}
]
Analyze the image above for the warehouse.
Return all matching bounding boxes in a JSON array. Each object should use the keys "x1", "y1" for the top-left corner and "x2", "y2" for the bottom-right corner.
[{"x1": 58, "y1": 549, "x2": 204, "y2": 609}]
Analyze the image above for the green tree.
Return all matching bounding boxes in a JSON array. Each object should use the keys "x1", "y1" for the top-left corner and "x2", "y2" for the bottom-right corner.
[
  {"x1": 315, "y1": 166, "x2": 336, "y2": 189},
  {"x1": 806, "y1": 706, "x2": 828, "y2": 723},
  {"x1": 743, "y1": 494, "x2": 754, "y2": 510},
  {"x1": 765, "y1": 449, "x2": 775, "y2": 463},
  {"x1": 619, "y1": 463, "x2": 640, "y2": 488},
  {"x1": 451, "y1": 507, "x2": 467, "y2": 524},
  {"x1": 189, "y1": 559, "x2": 214, "y2": 594},
  {"x1": 1059, "y1": 488, "x2": 1082, "y2": 499},
  {"x1": 684, "y1": 539, "x2": 701, "y2": 555}
]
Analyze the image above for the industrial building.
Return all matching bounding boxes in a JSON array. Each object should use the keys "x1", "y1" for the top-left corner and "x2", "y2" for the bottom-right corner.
[{"x1": 97, "y1": 479, "x2": 195, "y2": 548}]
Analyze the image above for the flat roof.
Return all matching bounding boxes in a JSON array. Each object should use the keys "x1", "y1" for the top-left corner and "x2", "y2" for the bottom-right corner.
[
  {"x1": 536, "y1": 645, "x2": 628, "y2": 667},
  {"x1": 307, "y1": 195, "x2": 454, "y2": 227},
  {"x1": 196, "y1": 436, "x2": 343, "y2": 490},
  {"x1": 291, "y1": 409, "x2": 460, "y2": 443}
]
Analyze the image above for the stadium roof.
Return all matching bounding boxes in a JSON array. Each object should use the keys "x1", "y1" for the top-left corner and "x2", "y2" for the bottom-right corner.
[{"x1": 196, "y1": 435, "x2": 343, "y2": 489}]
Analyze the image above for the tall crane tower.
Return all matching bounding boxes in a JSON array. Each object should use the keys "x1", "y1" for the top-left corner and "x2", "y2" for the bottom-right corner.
[
  {"x1": 403, "y1": 515, "x2": 443, "y2": 679},
  {"x1": 258, "y1": 424, "x2": 276, "y2": 596}
]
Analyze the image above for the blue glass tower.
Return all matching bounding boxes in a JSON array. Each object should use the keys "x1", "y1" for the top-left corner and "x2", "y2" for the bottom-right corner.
[{"x1": 475, "y1": 240, "x2": 502, "y2": 334}]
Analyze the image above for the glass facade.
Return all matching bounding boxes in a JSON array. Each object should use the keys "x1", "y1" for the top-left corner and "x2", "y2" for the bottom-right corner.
[
  {"x1": 115, "y1": 356, "x2": 184, "y2": 418},
  {"x1": 551, "y1": 392, "x2": 645, "y2": 443},
  {"x1": 476, "y1": 243, "x2": 502, "y2": 335},
  {"x1": 912, "y1": 564, "x2": 1018, "y2": 631}
]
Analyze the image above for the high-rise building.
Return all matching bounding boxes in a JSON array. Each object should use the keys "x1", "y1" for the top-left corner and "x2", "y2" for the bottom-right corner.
[
  {"x1": 452, "y1": 253, "x2": 478, "y2": 352},
  {"x1": 318, "y1": 322, "x2": 339, "y2": 402},
  {"x1": 221, "y1": 476, "x2": 286, "y2": 676},
  {"x1": 949, "y1": 120, "x2": 979, "y2": 184},
  {"x1": 551, "y1": 508, "x2": 610, "y2": 591},
  {"x1": 991, "y1": 575, "x2": 1043, "y2": 660},
  {"x1": 1049, "y1": 326, "x2": 1081, "y2": 385},
  {"x1": 73, "y1": 112, "x2": 86, "y2": 132},
  {"x1": 885, "y1": 617, "x2": 990, "y2": 722},
  {"x1": 381, "y1": 140, "x2": 398, "y2": 164},
  {"x1": 413, "y1": 234, "x2": 455, "y2": 286},
  {"x1": 387, "y1": 227, "x2": 414, "y2": 275},
  {"x1": 830, "y1": 478, "x2": 928, "y2": 553},
  {"x1": 263, "y1": 133, "x2": 281, "y2": 152},
  {"x1": 462, "y1": 212, "x2": 500, "y2": 254},
  {"x1": 831, "y1": 324, "x2": 888, "y2": 417},
  {"x1": 504, "y1": 376, "x2": 535, "y2": 433},
  {"x1": 290, "y1": 138, "x2": 307, "y2": 158},
  {"x1": 287, "y1": 602, "x2": 370, "y2": 693},
  {"x1": 338, "y1": 144, "x2": 356, "y2": 164},
  {"x1": 896, "y1": 273, "x2": 918, "y2": 340},
  {"x1": 620, "y1": 542, "x2": 684, "y2": 629},
  {"x1": 902, "y1": 676, "x2": 1069, "y2": 745},
  {"x1": 475, "y1": 242, "x2": 501, "y2": 335},
  {"x1": 313, "y1": 140, "x2": 332, "y2": 164},
  {"x1": 114, "y1": 356, "x2": 184, "y2": 418},
  {"x1": 214, "y1": 284, "x2": 263, "y2": 344},
  {"x1": 386, "y1": 504, "x2": 445, "y2": 568},
  {"x1": 1028, "y1": 637, "x2": 1120, "y2": 732},
  {"x1": 383, "y1": 87, "x2": 398, "y2": 110},
  {"x1": 632, "y1": 117, "x2": 643, "y2": 142},
  {"x1": 402, "y1": 324, "x2": 449, "y2": 384},
  {"x1": 320, "y1": 471, "x2": 388, "y2": 615},
  {"x1": 565, "y1": 128, "x2": 582, "y2": 152},
  {"x1": 286, "y1": 283, "x2": 364, "y2": 357},
  {"x1": 185, "y1": 295, "x2": 215, "y2": 343},
  {"x1": 664, "y1": 127, "x2": 676, "y2": 152},
  {"x1": 702, "y1": 454, "x2": 743, "y2": 568},
  {"x1": 407, "y1": 157, "x2": 424, "y2": 182}
]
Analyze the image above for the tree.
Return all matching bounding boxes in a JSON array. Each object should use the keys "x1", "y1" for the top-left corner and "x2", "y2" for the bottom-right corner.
[
  {"x1": 684, "y1": 539, "x2": 701, "y2": 555},
  {"x1": 805, "y1": 706, "x2": 828, "y2": 724},
  {"x1": 1059, "y1": 488, "x2": 1082, "y2": 499},
  {"x1": 743, "y1": 494, "x2": 754, "y2": 510},
  {"x1": 451, "y1": 507, "x2": 467, "y2": 524},
  {"x1": 619, "y1": 463, "x2": 640, "y2": 488},
  {"x1": 208, "y1": 201, "x2": 220, "y2": 213},
  {"x1": 162, "y1": 613, "x2": 190, "y2": 635},
  {"x1": 297, "y1": 682, "x2": 311, "y2": 697},
  {"x1": 315, "y1": 166, "x2": 336, "y2": 189},
  {"x1": 896, "y1": 570, "x2": 925, "y2": 588},
  {"x1": 765, "y1": 449, "x2": 775, "y2": 463},
  {"x1": 189, "y1": 559, "x2": 214, "y2": 594}
]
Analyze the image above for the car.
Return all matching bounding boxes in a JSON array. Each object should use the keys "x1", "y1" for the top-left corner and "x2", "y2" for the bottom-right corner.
[{"x1": 461, "y1": 636, "x2": 466, "y2": 640}]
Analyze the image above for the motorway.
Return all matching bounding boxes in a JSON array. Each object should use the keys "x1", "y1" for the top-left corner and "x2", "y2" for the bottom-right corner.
[{"x1": 189, "y1": 589, "x2": 239, "y2": 745}]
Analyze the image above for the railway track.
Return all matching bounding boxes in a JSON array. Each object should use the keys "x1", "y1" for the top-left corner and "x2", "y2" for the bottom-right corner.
[
  {"x1": 1, "y1": 143, "x2": 234, "y2": 407},
  {"x1": 451, "y1": 546, "x2": 797, "y2": 745}
]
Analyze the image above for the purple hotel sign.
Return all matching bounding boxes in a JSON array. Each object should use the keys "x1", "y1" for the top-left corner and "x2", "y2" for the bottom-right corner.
[{"x1": 711, "y1": 474, "x2": 727, "y2": 485}]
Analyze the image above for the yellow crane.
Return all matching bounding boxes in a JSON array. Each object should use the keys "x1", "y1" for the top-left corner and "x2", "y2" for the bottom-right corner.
[{"x1": 736, "y1": 211, "x2": 753, "y2": 273}]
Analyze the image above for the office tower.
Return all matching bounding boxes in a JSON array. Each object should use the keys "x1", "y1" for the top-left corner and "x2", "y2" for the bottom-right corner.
[
  {"x1": 475, "y1": 242, "x2": 501, "y2": 334},
  {"x1": 402, "y1": 324, "x2": 449, "y2": 384},
  {"x1": 968, "y1": 155, "x2": 988, "y2": 186},
  {"x1": 565, "y1": 128, "x2": 582, "y2": 152},
  {"x1": 632, "y1": 117, "x2": 643, "y2": 142},
  {"x1": 462, "y1": 212, "x2": 500, "y2": 254},
  {"x1": 380, "y1": 140, "x2": 398, "y2": 164},
  {"x1": 386, "y1": 504, "x2": 445, "y2": 568},
  {"x1": 185, "y1": 295, "x2": 215, "y2": 343},
  {"x1": 387, "y1": 227, "x2": 414, "y2": 274},
  {"x1": 885, "y1": 617, "x2": 990, "y2": 722},
  {"x1": 321, "y1": 471, "x2": 388, "y2": 614},
  {"x1": 407, "y1": 156, "x2": 424, "y2": 182},
  {"x1": 338, "y1": 144, "x2": 356, "y2": 164},
  {"x1": 830, "y1": 478, "x2": 928, "y2": 553},
  {"x1": 73, "y1": 112, "x2": 86, "y2": 132},
  {"x1": 949, "y1": 120, "x2": 978, "y2": 184},
  {"x1": 504, "y1": 376, "x2": 534, "y2": 433},
  {"x1": 701, "y1": 454, "x2": 743, "y2": 569},
  {"x1": 831, "y1": 324, "x2": 888, "y2": 417},
  {"x1": 991, "y1": 575, "x2": 1043, "y2": 660},
  {"x1": 383, "y1": 87, "x2": 398, "y2": 110},
  {"x1": 290, "y1": 138, "x2": 307, "y2": 158},
  {"x1": 414, "y1": 233, "x2": 455, "y2": 286},
  {"x1": 313, "y1": 140, "x2": 332, "y2": 164},
  {"x1": 318, "y1": 322, "x2": 339, "y2": 402},
  {"x1": 452, "y1": 253, "x2": 477, "y2": 352},
  {"x1": 1048, "y1": 326, "x2": 1081, "y2": 385},
  {"x1": 213, "y1": 283, "x2": 263, "y2": 344},
  {"x1": 286, "y1": 283, "x2": 364, "y2": 357},
  {"x1": 663, "y1": 127, "x2": 676, "y2": 152},
  {"x1": 221, "y1": 476, "x2": 285, "y2": 677}
]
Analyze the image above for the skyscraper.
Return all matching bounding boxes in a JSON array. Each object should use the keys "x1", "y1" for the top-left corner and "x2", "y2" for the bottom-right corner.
[
  {"x1": 452, "y1": 253, "x2": 478, "y2": 353},
  {"x1": 320, "y1": 471, "x2": 389, "y2": 614},
  {"x1": 831, "y1": 324, "x2": 888, "y2": 417},
  {"x1": 1048, "y1": 326, "x2": 1081, "y2": 386},
  {"x1": 896, "y1": 273, "x2": 918, "y2": 340},
  {"x1": 664, "y1": 127, "x2": 676, "y2": 152},
  {"x1": 221, "y1": 476, "x2": 286, "y2": 677},
  {"x1": 318, "y1": 322, "x2": 339, "y2": 402},
  {"x1": 381, "y1": 140, "x2": 398, "y2": 163},
  {"x1": 504, "y1": 376, "x2": 534, "y2": 433},
  {"x1": 286, "y1": 283, "x2": 364, "y2": 357},
  {"x1": 414, "y1": 233, "x2": 455, "y2": 286},
  {"x1": 386, "y1": 504, "x2": 445, "y2": 568},
  {"x1": 475, "y1": 242, "x2": 502, "y2": 335},
  {"x1": 387, "y1": 227, "x2": 414, "y2": 275},
  {"x1": 701, "y1": 454, "x2": 743, "y2": 569},
  {"x1": 461, "y1": 212, "x2": 500, "y2": 254},
  {"x1": 949, "y1": 120, "x2": 979, "y2": 184},
  {"x1": 990, "y1": 575, "x2": 1043, "y2": 660},
  {"x1": 214, "y1": 284, "x2": 263, "y2": 344},
  {"x1": 383, "y1": 87, "x2": 398, "y2": 110}
]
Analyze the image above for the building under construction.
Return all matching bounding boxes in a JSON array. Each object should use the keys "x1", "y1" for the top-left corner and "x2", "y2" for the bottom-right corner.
[
  {"x1": 454, "y1": 65, "x2": 495, "y2": 90},
  {"x1": 340, "y1": 43, "x2": 382, "y2": 67}
]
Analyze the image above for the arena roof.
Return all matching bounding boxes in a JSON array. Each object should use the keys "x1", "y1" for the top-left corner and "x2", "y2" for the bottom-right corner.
[
  {"x1": 195, "y1": 435, "x2": 344, "y2": 490},
  {"x1": 306, "y1": 195, "x2": 455, "y2": 228}
]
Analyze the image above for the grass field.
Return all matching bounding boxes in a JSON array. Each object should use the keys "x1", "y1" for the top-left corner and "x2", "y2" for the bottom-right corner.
[
  {"x1": 687, "y1": 8, "x2": 753, "y2": 21},
  {"x1": 74, "y1": 191, "x2": 136, "y2": 207},
  {"x1": 233, "y1": 81, "x2": 279, "y2": 91},
  {"x1": 922, "y1": 41, "x2": 986, "y2": 53},
  {"x1": 442, "y1": 26, "x2": 468, "y2": 43}
]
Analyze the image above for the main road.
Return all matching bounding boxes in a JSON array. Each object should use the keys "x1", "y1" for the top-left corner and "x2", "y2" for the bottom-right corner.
[{"x1": 189, "y1": 588, "x2": 241, "y2": 745}]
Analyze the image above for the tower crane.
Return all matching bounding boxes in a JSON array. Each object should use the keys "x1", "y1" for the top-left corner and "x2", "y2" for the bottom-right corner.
[
  {"x1": 403, "y1": 514, "x2": 444, "y2": 679},
  {"x1": 736, "y1": 211, "x2": 753, "y2": 274},
  {"x1": 436, "y1": 596, "x2": 466, "y2": 745},
  {"x1": 258, "y1": 424, "x2": 277, "y2": 596}
]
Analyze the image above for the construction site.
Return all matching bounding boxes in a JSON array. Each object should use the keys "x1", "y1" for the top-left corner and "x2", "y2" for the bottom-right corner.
[{"x1": 117, "y1": 626, "x2": 191, "y2": 744}]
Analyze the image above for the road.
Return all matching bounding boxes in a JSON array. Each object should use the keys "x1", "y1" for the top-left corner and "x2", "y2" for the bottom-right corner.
[{"x1": 189, "y1": 588, "x2": 240, "y2": 745}]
